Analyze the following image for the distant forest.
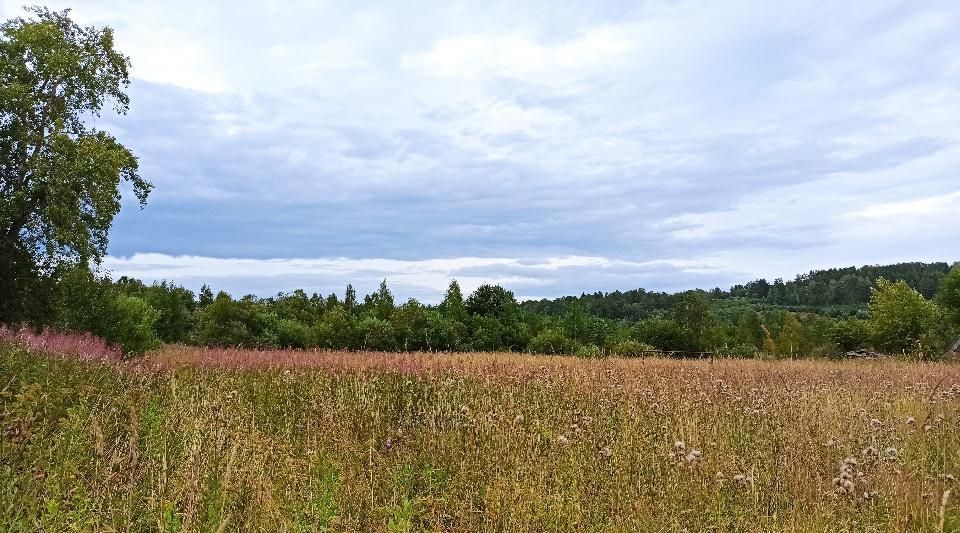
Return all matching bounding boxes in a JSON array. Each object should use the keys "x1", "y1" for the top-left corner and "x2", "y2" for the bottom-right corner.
[
  {"x1": 522, "y1": 262, "x2": 952, "y2": 319},
  {"x1": 5, "y1": 260, "x2": 958, "y2": 360}
]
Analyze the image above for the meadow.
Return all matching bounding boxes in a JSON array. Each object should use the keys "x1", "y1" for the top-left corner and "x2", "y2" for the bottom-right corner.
[{"x1": 1, "y1": 339, "x2": 958, "y2": 532}]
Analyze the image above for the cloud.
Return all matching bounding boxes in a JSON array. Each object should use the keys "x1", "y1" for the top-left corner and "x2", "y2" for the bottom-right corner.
[
  {"x1": 101, "y1": 253, "x2": 735, "y2": 302},
  {"x1": 400, "y1": 28, "x2": 635, "y2": 84},
  {"x1": 846, "y1": 191, "x2": 960, "y2": 219},
  {"x1": 2, "y1": 0, "x2": 958, "y2": 297}
]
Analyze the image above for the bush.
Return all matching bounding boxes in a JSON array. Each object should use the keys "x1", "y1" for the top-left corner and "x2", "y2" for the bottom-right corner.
[
  {"x1": 721, "y1": 343, "x2": 759, "y2": 358},
  {"x1": 868, "y1": 278, "x2": 936, "y2": 354},
  {"x1": 106, "y1": 295, "x2": 161, "y2": 356},
  {"x1": 527, "y1": 329, "x2": 579, "y2": 355},
  {"x1": 609, "y1": 339, "x2": 655, "y2": 357},
  {"x1": 191, "y1": 294, "x2": 257, "y2": 347},
  {"x1": 271, "y1": 317, "x2": 312, "y2": 349},
  {"x1": 830, "y1": 318, "x2": 870, "y2": 352}
]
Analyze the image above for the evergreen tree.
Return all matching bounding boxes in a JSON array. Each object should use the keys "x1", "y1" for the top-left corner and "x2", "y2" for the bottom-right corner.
[
  {"x1": 364, "y1": 279, "x2": 395, "y2": 320},
  {"x1": 439, "y1": 280, "x2": 468, "y2": 322}
]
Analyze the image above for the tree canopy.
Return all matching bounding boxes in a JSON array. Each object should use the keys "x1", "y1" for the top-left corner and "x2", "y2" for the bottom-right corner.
[{"x1": 0, "y1": 7, "x2": 150, "y2": 323}]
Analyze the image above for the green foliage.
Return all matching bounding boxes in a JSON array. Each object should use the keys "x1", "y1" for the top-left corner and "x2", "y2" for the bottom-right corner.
[
  {"x1": 608, "y1": 339, "x2": 655, "y2": 357},
  {"x1": 776, "y1": 313, "x2": 807, "y2": 356},
  {"x1": 191, "y1": 292, "x2": 258, "y2": 347},
  {"x1": 868, "y1": 278, "x2": 936, "y2": 354},
  {"x1": 269, "y1": 316, "x2": 312, "y2": 349},
  {"x1": 831, "y1": 318, "x2": 870, "y2": 352},
  {"x1": 734, "y1": 310, "x2": 764, "y2": 348},
  {"x1": 634, "y1": 316, "x2": 680, "y2": 350},
  {"x1": 312, "y1": 307, "x2": 356, "y2": 350},
  {"x1": 0, "y1": 7, "x2": 151, "y2": 323},
  {"x1": 574, "y1": 344, "x2": 602, "y2": 358},
  {"x1": 114, "y1": 277, "x2": 195, "y2": 343},
  {"x1": 527, "y1": 328, "x2": 579, "y2": 355},
  {"x1": 937, "y1": 265, "x2": 960, "y2": 325},
  {"x1": 364, "y1": 279, "x2": 395, "y2": 321},
  {"x1": 423, "y1": 311, "x2": 464, "y2": 351},
  {"x1": 357, "y1": 317, "x2": 396, "y2": 351},
  {"x1": 106, "y1": 295, "x2": 161, "y2": 355},
  {"x1": 467, "y1": 315, "x2": 506, "y2": 352},
  {"x1": 53, "y1": 266, "x2": 159, "y2": 354},
  {"x1": 438, "y1": 280, "x2": 467, "y2": 323},
  {"x1": 722, "y1": 343, "x2": 760, "y2": 358},
  {"x1": 465, "y1": 284, "x2": 518, "y2": 321},
  {"x1": 672, "y1": 291, "x2": 715, "y2": 352}
]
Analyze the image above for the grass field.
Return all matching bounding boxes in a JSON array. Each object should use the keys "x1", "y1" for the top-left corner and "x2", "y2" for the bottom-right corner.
[{"x1": 1, "y1": 344, "x2": 959, "y2": 532}]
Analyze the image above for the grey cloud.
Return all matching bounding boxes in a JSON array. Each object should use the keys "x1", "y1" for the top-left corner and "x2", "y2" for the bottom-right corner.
[{"x1": 46, "y1": 0, "x2": 958, "y2": 298}]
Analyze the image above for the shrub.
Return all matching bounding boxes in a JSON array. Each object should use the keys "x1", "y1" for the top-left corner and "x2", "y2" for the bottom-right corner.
[
  {"x1": 527, "y1": 329, "x2": 579, "y2": 355},
  {"x1": 831, "y1": 318, "x2": 870, "y2": 352},
  {"x1": 609, "y1": 339, "x2": 655, "y2": 357},
  {"x1": 103, "y1": 295, "x2": 161, "y2": 356},
  {"x1": 722, "y1": 343, "x2": 759, "y2": 358},
  {"x1": 868, "y1": 278, "x2": 936, "y2": 354},
  {"x1": 271, "y1": 317, "x2": 312, "y2": 349}
]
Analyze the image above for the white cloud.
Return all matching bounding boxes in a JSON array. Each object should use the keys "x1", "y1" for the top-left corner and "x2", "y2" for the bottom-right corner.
[
  {"x1": 101, "y1": 253, "x2": 729, "y2": 301},
  {"x1": 846, "y1": 191, "x2": 960, "y2": 219},
  {"x1": 400, "y1": 28, "x2": 635, "y2": 83}
]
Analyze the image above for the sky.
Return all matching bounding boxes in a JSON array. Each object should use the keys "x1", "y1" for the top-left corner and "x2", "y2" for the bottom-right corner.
[{"x1": 3, "y1": 0, "x2": 958, "y2": 302}]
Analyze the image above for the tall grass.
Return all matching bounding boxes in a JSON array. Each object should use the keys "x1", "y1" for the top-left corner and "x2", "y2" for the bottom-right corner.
[{"x1": 1, "y1": 343, "x2": 958, "y2": 531}]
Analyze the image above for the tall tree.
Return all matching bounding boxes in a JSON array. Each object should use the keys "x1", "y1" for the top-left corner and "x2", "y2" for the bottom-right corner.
[
  {"x1": 868, "y1": 278, "x2": 936, "y2": 354},
  {"x1": 672, "y1": 291, "x2": 715, "y2": 352},
  {"x1": 776, "y1": 313, "x2": 806, "y2": 356},
  {"x1": 364, "y1": 279, "x2": 395, "y2": 320},
  {"x1": 343, "y1": 283, "x2": 357, "y2": 314},
  {"x1": 439, "y1": 279, "x2": 467, "y2": 322},
  {"x1": 0, "y1": 7, "x2": 150, "y2": 322},
  {"x1": 465, "y1": 284, "x2": 517, "y2": 321}
]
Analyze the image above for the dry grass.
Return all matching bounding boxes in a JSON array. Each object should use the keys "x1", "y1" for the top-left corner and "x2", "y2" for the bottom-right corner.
[{"x1": 2, "y1": 343, "x2": 959, "y2": 531}]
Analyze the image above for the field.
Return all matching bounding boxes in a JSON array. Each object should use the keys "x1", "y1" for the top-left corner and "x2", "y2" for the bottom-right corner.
[{"x1": 1, "y1": 344, "x2": 959, "y2": 532}]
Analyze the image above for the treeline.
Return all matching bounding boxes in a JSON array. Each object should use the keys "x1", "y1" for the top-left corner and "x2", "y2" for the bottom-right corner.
[
  {"x1": 521, "y1": 262, "x2": 951, "y2": 320},
  {"x1": 20, "y1": 261, "x2": 960, "y2": 359}
]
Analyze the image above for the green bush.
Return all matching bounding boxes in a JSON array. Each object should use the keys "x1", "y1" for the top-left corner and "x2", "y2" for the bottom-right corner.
[
  {"x1": 609, "y1": 339, "x2": 655, "y2": 357},
  {"x1": 722, "y1": 343, "x2": 759, "y2": 358},
  {"x1": 106, "y1": 295, "x2": 161, "y2": 356},
  {"x1": 527, "y1": 329, "x2": 579, "y2": 355},
  {"x1": 868, "y1": 278, "x2": 936, "y2": 354}
]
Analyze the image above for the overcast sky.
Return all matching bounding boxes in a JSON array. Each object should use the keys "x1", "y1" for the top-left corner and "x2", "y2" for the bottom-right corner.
[{"x1": 4, "y1": 0, "x2": 958, "y2": 301}]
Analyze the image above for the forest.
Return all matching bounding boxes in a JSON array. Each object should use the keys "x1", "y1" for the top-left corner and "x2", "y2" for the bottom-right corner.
[{"x1": 3, "y1": 260, "x2": 958, "y2": 359}]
